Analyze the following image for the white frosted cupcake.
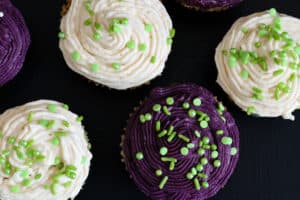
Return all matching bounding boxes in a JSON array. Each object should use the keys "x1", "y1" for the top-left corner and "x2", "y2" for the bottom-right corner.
[
  {"x1": 0, "y1": 100, "x2": 92, "y2": 200},
  {"x1": 59, "y1": 0, "x2": 174, "y2": 90},
  {"x1": 215, "y1": 8, "x2": 300, "y2": 120}
]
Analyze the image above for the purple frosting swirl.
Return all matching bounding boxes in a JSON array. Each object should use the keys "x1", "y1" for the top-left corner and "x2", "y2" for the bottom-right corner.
[
  {"x1": 179, "y1": 0, "x2": 243, "y2": 10},
  {"x1": 0, "y1": 0, "x2": 30, "y2": 86},
  {"x1": 123, "y1": 84, "x2": 239, "y2": 200}
]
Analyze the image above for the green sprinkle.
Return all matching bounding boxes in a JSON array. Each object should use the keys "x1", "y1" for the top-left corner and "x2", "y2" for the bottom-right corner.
[
  {"x1": 163, "y1": 106, "x2": 171, "y2": 116},
  {"x1": 20, "y1": 169, "x2": 29, "y2": 178},
  {"x1": 241, "y1": 27, "x2": 248, "y2": 34},
  {"x1": 2, "y1": 150, "x2": 10, "y2": 156},
  {"x1": 194, "y1": 178, "x2": 201, "y2": 190},
  {"x1": 158, "y1": 130, "x2": 167, "y2": 138},
  {"x1": 200, "y1": 121, "x2": 208, "y2": 129},
  {"x1": 111, "y1": 63, "x2": 121, "y2": 70},
  {"x1": 10, "y1": 185, "x2": 20, "y2": 193},
  {"x1": 211, "y1": 144, "x2": 218, "y2": 151},
  {"x1": 160, "y1": 147, "x2": 168, "y2": 156},
  {"x1": 255, "y1": 41, "x2": 261, "y2": 48},
  {"x1": 230, "y1": 147, "x2": 238, "y2": 156},
  {"x1": 269, "y1": 8, "x2": 277, "y2": 16},
  {"x1": 202, "y1": 136, "x2": 210, "y2": 144},
  {"x1": 182, "y1": 102, "x2": 190, "y2": 109},
  {"x1": 63, "y1": 181, "x2": 72, "y2": 188},
  {"x1": 34, "y1": 173, "x2": 42, "y2": 180},
  {"x1": 186, "y1": 173, "x2": 194, "y2": 180},
  {"x1": 193, "y1": 98, "x2": 201, "y2": 106},
  {"x1": 150, "y1": 56, "x2": 156, "y2": 64},
  {"x1": 145, "y1": 24, "x2": 153, "y2": 32},
  {"x1": 17, "y1": 151, "x2": 25, "y2": 160},
  {"x1": 159, "y1": 176, "x2": 168, "y2": 189},
  {"x1": 51, "y1": 137, "x2": 60, "y2": 146},
  {"x1": 161, "y1": 157, "x2": 177, "y2": 162},
  {"x1": 167, "y1": 37, "x2": 173, "y2": 45},
  {"x1": 155, "y1": 169, "x2": 162, "y2": 176},
  {"x1": 295, "y1": 45, "x2": 300, "y2": 54},
  {"x1": 126, "y1": 40, "x2": 135, "y2": 50},
  {"x1": 188, "y1": 109, "x2": 196, "y2": 118},
  {"x1": 178, "y1": 134, "x2": 190, "y2": 143},
  {"x1": 200, "y1": 157, "x2": 208, "y2": 165},
  {"x1": 216, "y1": 130, "x2": 224, "y2": 135},
  {"x1": 120, "y1": 18, "x2": 128, "y2": 25},
  {"x1": 58, "y1": 32, "x2": 65, "y2": 39},
  {"x1": 169, "y1": 161, "x2": 175, "y2": 171},
  {"x1": 81, "y1": 156, "x2": 87, "y2": 164},
  {"x1": 144, "y1": 113, "x2": 152, "y2": 121},
  {"x1": 76, "y1": 116, "x2": 84, "y2": 122},
  {"x1": 229, "y1": 55, "x2": 237, "y2": 68},
  {"x1": 194, "y1": 130, "x2": 201, "y2": 138},
  {"x1": 167, "y1": 132, "x2": 177, "y2": 143},
  {"x1": 27, "y1": 111, "x2": 34, "y2": 123},
  {"x1": 62, "y1": 120, "x2": 70, "y2": 128},
  {"x1": 54, "y1": 157, "x2": 61, "y2": 165},
  {"x1": 23, "y1": 179, "x2": 32, "y2": 187},
  {"x1": 63, "y1": 104, "x2": 69, "y2": 110},
  {"x1": 246, "y1": 106, "x2": 255, "y2": 115},
  {"x1": 0, "y1": 132, "x2": 3, "y2": 138},
  {"x1": 47, "y1": 104, "x2": 57, "y2": 112},
  {"x1": 213, "y1": 160, "x2": 221, "y2": 168},
  {"x1": 202, "y1": 181, "x2": 209, "y2": 189},
  {"x1": 273, "y1": 69, "x2": 284, "y2": 76},
  {"x1": 166, "y1": 97, "x2": 174, "y2": 105},
  {"x1": 90, "y1": 63, "x2": 100, "y2": 72},
  {"x1": 109, "y1": 24, "x2": 121, "y2": 33},
  {"x1": 211, "y1": 151, "x2": 219, "y2": 159},
  {"x1": 289, "y1": 73, "x2": 296, "y2": 82},
  {"x1": 93, "y1": 31, "x2": 101, "y2": 40},
  {"x1": 187, "y1": 143, "x2": 195, "y2": 149},
  {"x1": 169, "y1": 28, "x2": 176, "y2": 38},
  {"x1": 84, "y1": 18, "x2": 92, "y2": 26},
  {"x1": 221, "y1": 136, "x2": 233, "y2": 145},
  {"x1": 196, "y1": 164, "x2": 203, "y2": 172},
  {"x1": 39, "y1": 119, "x2": 49, "y2": 127},
  {"x1": 240, "y1": 70, "x2": 249, "y2": 80},
  {"x1": 72, "y1": 51, "x2": 80, "y2": 61},
  {"x1": 197, "y1": 149, "x2": 205, "y2": 156},
  {"x1": 155, "y1": 121, "x2": 161, "y2": 132},
  {"x1": 94, "y1": 22, "x2": 102, "y2": 30},
  {"x1": 139, "y1": 115, "x2": 146, "y2": 123},
  {"x1": 50, "y1": 183, "x2": 58, "y2": 195},
  {"x1": 138, "y1": 43, "x2": 147, "y2": 52},
  {"x1": 8, "y1": 137, "x2": 16, "y2": 144},
  {"x1": 180, "y1": 147, "x2": 189, "y2": 156},
  {"x1": 153, "y1": 104, "x2": 161, "y2": 112},
  {"x1": 167, "y1": 125, "x2": 174, "y2": 136},
  {"x1": 136, "y1": 152, "x2": 143, "y2": 160}
]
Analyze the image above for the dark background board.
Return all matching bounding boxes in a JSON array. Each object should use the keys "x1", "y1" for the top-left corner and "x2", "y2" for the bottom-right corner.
[{"x1": 2, "y1": 0, "x2": 300, "y2": 199}]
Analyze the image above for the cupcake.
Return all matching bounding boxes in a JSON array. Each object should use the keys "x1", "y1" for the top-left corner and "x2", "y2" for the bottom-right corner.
[
  {"x1": 178, "y1": 0, "x2": 243, "y2": 12},
  {"x1": 0, "y1": 100, "x2": 92, "y2": 200},
  {"x1": 215, "y1": 8, "x2": 300, "y2": 120},
  {"x1": 121, "y1": 84, "x2": 239, "y2": 200},
  {"x1": 59, "y1": 0, "x2": 174, "y2": 90},
  {"x1": 0, "y1": 0, "x2": 30, "y2": 86}
]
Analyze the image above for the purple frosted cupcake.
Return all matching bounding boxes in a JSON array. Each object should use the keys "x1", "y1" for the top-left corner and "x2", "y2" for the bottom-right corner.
[
  {"x1": 122, "y1": 84, "x2": 239, "y2": 200},
  {"x1": 0, "y1": 0, "x2": 30, "y2": 86},
  {"x1": 178, "y1": 0, "x2": 243, "y2": 11}
]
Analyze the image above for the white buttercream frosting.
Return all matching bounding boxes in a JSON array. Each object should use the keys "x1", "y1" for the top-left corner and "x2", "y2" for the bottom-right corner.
[
  {"x1": 0, "y1": 100, "x2": 92, "y2": 200},
  {"x1": 215, "y1": 10, "x2": 300, "y2": 120},
  {"x1": 59, "y1": 0, "x2": 173, "y2": 90}
]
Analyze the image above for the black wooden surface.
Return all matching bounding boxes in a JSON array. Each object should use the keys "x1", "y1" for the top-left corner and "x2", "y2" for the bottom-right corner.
[{"x1": 2, "y1": 0, "x2": 300, "y2": 199}]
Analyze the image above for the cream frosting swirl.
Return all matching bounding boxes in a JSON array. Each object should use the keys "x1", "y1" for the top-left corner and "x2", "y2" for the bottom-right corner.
[
  {"x1": 59, "y1": 0, "x2": 173, "y2": 90},
  {"x1": 215, "y1": 9, "x2": 300, "y2": 120},
  {"x1": 0, "y1": 100, "x2": 92, "y2": 200}
]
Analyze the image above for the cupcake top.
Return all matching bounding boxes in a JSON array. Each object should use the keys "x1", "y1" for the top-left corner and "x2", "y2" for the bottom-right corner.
[
  {"x1": 0, "y1": 0, "x2": 30, "y2": 86},
  {"x1": 178, "y1": 0, "x2": 243, "y2": 11},
  {"x1": 122, "y1": 84, "x2": 239, "y2": 200},
  {"x1": 0, "y1": 100, "x2": 92, "y2": 200},
  {"x1": 215, "y1": 9, "x2": 300, "y2": 120},
  {"x1": 59, "y1": 0, "x2": 174, "y2": 90}
]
